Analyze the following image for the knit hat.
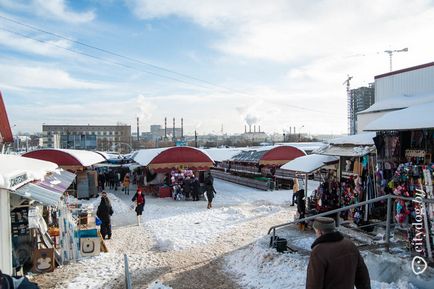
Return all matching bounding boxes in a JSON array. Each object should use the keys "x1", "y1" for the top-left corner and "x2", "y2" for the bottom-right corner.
[{"x1": 313, "y1": 217, "x2": 336, "y2": 232}]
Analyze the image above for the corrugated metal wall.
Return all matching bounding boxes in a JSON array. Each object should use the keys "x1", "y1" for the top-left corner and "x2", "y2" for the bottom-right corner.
[{"x1": 375, "y1": 64, "x2": 434, "y2": 102}]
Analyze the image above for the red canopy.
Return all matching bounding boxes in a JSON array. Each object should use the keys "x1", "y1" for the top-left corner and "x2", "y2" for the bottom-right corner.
[
  {"x1": 144, "y1": 147, "x2": 214, "y2": 172},
  {"x1": 0, "y1": 91, "x2": 13, "y2": 143},
  {"x1": 259, "y1": 145, "x2": 306, "y2": 166},
  {"x1": 23, "y1": 149, "x2": 106, "y2": 169}
]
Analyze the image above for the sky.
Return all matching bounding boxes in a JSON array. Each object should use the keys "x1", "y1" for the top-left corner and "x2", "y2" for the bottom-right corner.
[{"x1": 0, "y1": 0, "x2": 433, "y2": 136}]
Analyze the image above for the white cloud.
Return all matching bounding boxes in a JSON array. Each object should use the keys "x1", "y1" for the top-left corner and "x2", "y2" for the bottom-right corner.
[
  {"x1": 0, "y1": 30, "x2": 74, "y2": 57},
  {"x1": 0, "y1": 0, "x2": 95, "y2": 23},
  {"x1": 0, "y1": 64, "x2": 109, "y2": 90}
]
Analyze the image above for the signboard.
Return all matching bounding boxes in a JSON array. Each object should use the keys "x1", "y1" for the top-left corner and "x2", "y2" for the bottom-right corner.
[
  {"x1": 9, "y1": 173, "x2": 28, "y2": 189},
  {"x1": 405, "y1": 150, "x2": 426, "y2": 158}
]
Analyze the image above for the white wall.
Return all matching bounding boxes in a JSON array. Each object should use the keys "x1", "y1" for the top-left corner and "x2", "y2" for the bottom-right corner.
[
  {"x1": 375, "y1": 64, "x2": 434, "y2": 102},
  {"x1": 356, "y1": 111, "x2": 389, "y2": 133},
  {"x1": 0, "y1": 189, "x2": 12, "y2": 275}
]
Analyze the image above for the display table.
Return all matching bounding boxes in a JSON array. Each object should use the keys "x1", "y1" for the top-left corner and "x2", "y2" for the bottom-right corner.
[{"x1": 158, "y1": 186, "x2": 172, "y2": 198}]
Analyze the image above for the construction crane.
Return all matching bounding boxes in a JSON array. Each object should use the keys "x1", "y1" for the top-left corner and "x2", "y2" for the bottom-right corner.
[
  {"x1": 384, "y1": 47, "x2": 408, "y2": 71},
  {"x1": 343, "y1": 75, "x2": 353, "y2": 135}
]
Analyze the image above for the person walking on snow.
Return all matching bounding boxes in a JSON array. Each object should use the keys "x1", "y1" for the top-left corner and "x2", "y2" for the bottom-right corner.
[
  {"x1": 205, "y1": 175, "x2": 217, "y2": 209},
  {"x1": 306, "y1": 217, "x2": 371, "y2": 289},
  {"x1": 123, "y1": 173, "x2": 130, "y2": 195},
  {"x1": 97, "y1": 191, "x2": 113, "y2": 240},
  {"x1": 132, "y1": 188, "x2": 145, "y2": 225}
]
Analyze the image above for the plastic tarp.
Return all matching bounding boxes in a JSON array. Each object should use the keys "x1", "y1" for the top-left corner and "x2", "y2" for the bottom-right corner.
[
  {"x1": 364, "y1": 101, "x2": 434, "y2": 131},
  {"x1": 280, "y1": 154, "x2": 339, "y2": 173}
]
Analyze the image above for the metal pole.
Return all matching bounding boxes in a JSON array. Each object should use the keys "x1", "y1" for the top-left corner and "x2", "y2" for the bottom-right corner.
[
  {"x1": 385, "y1": 196, "x2": 392, "y2": 252},
  {"x1": 124, "y1": 254, "x2": 132, "y2": 289}
]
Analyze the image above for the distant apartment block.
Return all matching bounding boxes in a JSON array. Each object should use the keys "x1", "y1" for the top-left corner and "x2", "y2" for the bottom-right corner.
[
  {"x1": 42, "y1": 124, "x2": 131, "y2": 152},
  {"x1": 349, "y1": 83, "x2": 375, "y2": 134}
]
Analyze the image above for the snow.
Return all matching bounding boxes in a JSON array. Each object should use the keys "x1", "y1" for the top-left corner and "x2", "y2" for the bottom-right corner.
[
  {"x1": 364, "y1": 101, "x2": 434, "y2": 131},
  {"x1": 33, "y1": 179, "x2": 433, "y2": 289},
  {"x1": 280, "y1": 154, "x2": 338, "y2": 173},
  {"x1": 203, "y1": 148, "x2": 243, "y2": 162},
  {"x1": 328, "y1": 132, "x2": 376, "y2": 145},
  {"x1": 0, "y1": 154, "x2": 58, "y2": 189},
  {"x1": 52, "y1": 149, "x2": 106, "y2": 166},
  {"x1": 359, "y1": 93, "x2": 434, "y2": 114},
  {"x1": 132, "y1": 148, "x2": 168, "y2": 166}
]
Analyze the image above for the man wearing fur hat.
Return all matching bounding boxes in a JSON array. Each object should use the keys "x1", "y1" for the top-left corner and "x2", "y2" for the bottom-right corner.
[{"x1": 306, "y1": 217, "x2": 371, "y2": 289}]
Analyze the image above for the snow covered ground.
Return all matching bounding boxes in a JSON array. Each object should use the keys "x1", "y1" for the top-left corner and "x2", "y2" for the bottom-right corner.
[{"x1": 33, "y1": 179, "x2": 433, "y2": 289}]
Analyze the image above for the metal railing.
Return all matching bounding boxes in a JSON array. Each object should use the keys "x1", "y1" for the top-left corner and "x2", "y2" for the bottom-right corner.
[
  {"x1": 268, "y1": 194, "x2": 434, "y2": 256},
  {"x1": 124, "y1": 254, "x2": 132, "y2": 289}
]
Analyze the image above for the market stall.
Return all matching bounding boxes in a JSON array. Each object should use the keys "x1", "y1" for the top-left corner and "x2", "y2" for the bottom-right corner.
[
  {"x1": 23, "y1": 149, "x2": 106, "y2": 199},
  {"x1": 132, "y1": 146, "x2": 214, "y2": 198},
  {"x1": 0, "y1": 154, "x2": 75, "y2": 275},
  {"x1": 314, "y1": 133, "x2": 378, "y2": 225},
  {"x1": 364, "y1": 102, "x2": 434, "y2": 259}
]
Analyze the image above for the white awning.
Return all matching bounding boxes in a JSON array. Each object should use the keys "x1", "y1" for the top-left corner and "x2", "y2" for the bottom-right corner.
[
  {"x1": 13, "y1": 169, "x2": 76, "y2": 206},
  {"x1": 315, "y1": 145, "x2": 376, "y2": 157},
  {"x1": 203, "y1": 148, "x2": 243, "y2": 162},
  {"x1": 132, "y1": 148, "x2": 169, "y2": 166},
  {"x1": 364, "y1": 101, "x2": 434, "y2": 131},
  {"x1": 280, "y1": 154, "x2": 339, "y2": 173},
  {"x1": 328, "y1": 132, "x2": 376, "y2": 146}
]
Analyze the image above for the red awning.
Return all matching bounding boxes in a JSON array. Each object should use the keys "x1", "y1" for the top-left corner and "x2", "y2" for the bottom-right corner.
[
  {"x1": 137, "y1": 147, "x2": 214, "y2": 173},
  {"x1": 259, "y1": 146, "x2": 306, "y2": 166},
  {"x1": 0, "y1": 91, "x2": 13, "y2": 143},
  {"x1": 23, "y1": 149, "x2": 106, "y2": 168}
]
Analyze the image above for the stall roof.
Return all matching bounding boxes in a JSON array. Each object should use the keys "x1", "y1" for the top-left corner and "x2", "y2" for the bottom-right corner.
[
  {"x1": 315, "y1": 145, "x2": 375, "y2": 157},
  {"x1": 280, "y1": 154, "x2": 339, "y2": 173},
  {"x1": 0, "y1": 154, "x2": 58, "y2": 190},
  {"x1": 328, "y1": 132, "x2": 376, "y2": 146},
  {"x1": 231, "y1": 145, "x2": 306, "y2": 166},
  {"x1": 204, "y1": 148, "x2": 243, "y2": 162},
  {"x1": 364, "y1": 101, "x2": 434, "y2": 131},
  {"x1": 133, "y1": 146, "x2": 214, "y2": 172},
  {"x1": 23, "y1": 149, "x2": 106, "y2": 167},
  {"x1": 358, "y1": 93, "x2": 434, "y2": 114}
]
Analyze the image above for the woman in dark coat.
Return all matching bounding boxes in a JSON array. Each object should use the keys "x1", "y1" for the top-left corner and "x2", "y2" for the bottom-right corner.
[
  {"x1": 132, "y1": 188, "x2": 145, "y2": 225},
  {"x1": 205, "y1": 176, "x2": 217, "y2": 209},
  {"x1": 97, "y1": 191, "x2": 113, "y2": 240}
]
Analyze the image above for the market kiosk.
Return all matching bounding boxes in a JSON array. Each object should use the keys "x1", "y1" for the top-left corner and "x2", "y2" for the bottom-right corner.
[{"x1": 133, "y1": 146, "x2": 214, "y2": 198}]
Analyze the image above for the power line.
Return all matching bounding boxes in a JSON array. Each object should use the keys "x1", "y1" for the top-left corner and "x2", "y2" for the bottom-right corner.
[
  {"x1": 0, "y1": 14, "x2": 246, "y2": 95},
  {"x1": 0, "y1": 14, "x2": 339, "y2": 116}
]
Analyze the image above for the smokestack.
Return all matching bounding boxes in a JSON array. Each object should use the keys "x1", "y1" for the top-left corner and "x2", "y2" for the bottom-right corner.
[
  {"x1": 194, "y1": 130, "x2": 198, "y2": 148},
  {"x1": 181, "y1": 117, "x2": 184, "y2": 139},
  {"x1": 294, "y1": 126, "x2": 296, "y2": 135},
  {"x1": 173, "y1": 117, "x2": 176, "y2": 141},
  {"x1": 254, "y1": 125, "x2": 256, "y2": 133},
  {"x1": 249, "y1": 125, "x2": 251, "y2": 133},
  {"x1": 164, "y1": 117, "x2": 167, "y2": 139},
  {"x1": 245, "y1": 125, "x2": 247, "y2": 133},
  {"x1": 289, "y1": 127, "x2": 292, "y2": 134},
  {"x1": 136, "y1": 117, "x2": 140, "y2": 141},
  {"x1": 259, "y1": 125, "x2": 261, "y2": 133}
]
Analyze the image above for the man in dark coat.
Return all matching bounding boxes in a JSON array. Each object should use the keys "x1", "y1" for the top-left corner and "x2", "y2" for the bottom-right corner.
[
  {"x1": 97, "y1": 191, "x2": 113, "y2": 240},
  {"x1": 306, "y1": 217, "x2": 371, "y2": 289},
  {"x1": 204, "y1": 175, "x2": 217, "y2": 209},
  {"x1": 191, "y1": 178, "x2": 201, "y2": 201}
]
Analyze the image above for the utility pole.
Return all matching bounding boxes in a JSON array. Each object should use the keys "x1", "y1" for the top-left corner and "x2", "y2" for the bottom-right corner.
[
  {"x1": 343, "y1": 75, "x2": 353, "y2": 135},
  {"x1": 384, "y1": 48, "x2": 408, "y2": 71}
]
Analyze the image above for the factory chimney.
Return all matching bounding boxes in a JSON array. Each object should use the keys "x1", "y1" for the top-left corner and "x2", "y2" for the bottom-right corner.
[
  {"x1": 289, "y1": 126, "x2": 292, "y2": 134},
  {"x1": 173, "y1": 118, "x2": 176, "y2": 141},
  {"x1": 136, "y1": 117, "x2": 140, "y2": 141},
  {"x1": 254, "y1": 125, "x2": 256, "y2": 133},
  {"x1": 164, "y1": 117, "x2": 167, "y2": 139},
  {"x1": 244, "y1": 125, "x2": 247, "y2": 133},
  {"x1": 258, "y1": 125, "x2": 261, "y2": 133},
  {"x1": 249, "y1": 125, "x2": 251, "y2": 133},
  {"x1": 181, "y1": 118, "x2": 184, "y2": 139}
]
